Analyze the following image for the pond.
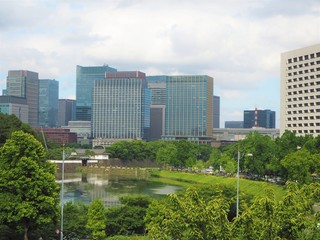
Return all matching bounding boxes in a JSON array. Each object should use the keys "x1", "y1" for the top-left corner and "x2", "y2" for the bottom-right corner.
[{"x1": 57, "y1": 172, "x2": 182, "y2": 207}]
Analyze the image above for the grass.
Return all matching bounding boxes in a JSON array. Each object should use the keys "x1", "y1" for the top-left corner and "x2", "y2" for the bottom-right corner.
[{"x1": 150, "y1": 169, "x2": 286, "y2": 201}]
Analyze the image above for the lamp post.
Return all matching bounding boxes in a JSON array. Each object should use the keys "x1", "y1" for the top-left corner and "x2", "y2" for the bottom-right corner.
[
  {"x1": 236, "y1": 150, "x2": 252, "y2": 217},
  {"x1": 60, "y1": 145, "x2": 65, "y2": 240}
]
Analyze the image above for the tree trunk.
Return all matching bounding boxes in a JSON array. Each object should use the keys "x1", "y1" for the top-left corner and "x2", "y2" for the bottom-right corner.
[{"x1": 24, "y1": 223, "x2": 29, "y2": 240}]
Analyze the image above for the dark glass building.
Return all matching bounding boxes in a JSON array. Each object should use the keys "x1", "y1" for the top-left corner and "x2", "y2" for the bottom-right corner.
[{"x1": 243, "y1": 109, "x2": 276, "y2": 129}]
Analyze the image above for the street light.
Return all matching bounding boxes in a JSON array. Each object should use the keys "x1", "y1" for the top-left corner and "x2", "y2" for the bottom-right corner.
[
  {"x1": 236, "y1": 150, "x2": 252, "y2": 217},
  {"x1": 60, "y1": 145, "x2": 65, "y2": 240}
]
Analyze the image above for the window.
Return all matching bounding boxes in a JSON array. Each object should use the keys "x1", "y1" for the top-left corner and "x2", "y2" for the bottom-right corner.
[{"x1": 305, "y1": 55, "x2": 309, "y2": 60}]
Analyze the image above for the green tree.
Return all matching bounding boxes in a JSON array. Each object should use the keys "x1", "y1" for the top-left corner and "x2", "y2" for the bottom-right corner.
[
  {"x1": 281, "y1": 148, "x2": 319, "y2": 184},
  {"x1": 63, "y1": 201, "x2": 89, "y2": 238},
  {"x1": 86, "y1": 198, "x2": 106, "y2": 240},
  {"x1": 0, "y1": 113, "x2": 35, "y2": 146},
  {"x1": 0, "y1": 131, "x2": 60, "y2": 240},
  {"x1": 105, "y1": 195, "x2": 152, "y2": 237},
  {"x1": 156, "y1": 143, "x2": 178, "y2": 167},
  {"x1": 145, "y1": 187, "x2": 231, "y2": 239}
]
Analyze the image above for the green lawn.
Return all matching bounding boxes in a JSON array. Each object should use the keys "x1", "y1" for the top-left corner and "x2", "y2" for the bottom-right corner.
[{"x1": 149, "y1": 169, "x2": 286, "y2": 201}]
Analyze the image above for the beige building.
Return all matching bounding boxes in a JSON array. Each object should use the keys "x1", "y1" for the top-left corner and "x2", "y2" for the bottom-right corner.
[{"x1": 280, "y1": 44, "x2": 320, "y2": 136}]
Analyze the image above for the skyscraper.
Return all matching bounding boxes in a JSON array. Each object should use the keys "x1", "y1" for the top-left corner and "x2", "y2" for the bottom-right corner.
[
  {"x1": 91, "y1": 71, "x2": 149, "y2": 147},
  {"x1": 164, "y1": 75, "x2": 213, "y2": 142},
  {"x1": 243, "y1": 108, "x2": 275, "y2": 129},
  {"x1": 6, "y1": 70, "x2": 39, "y2": 127},
  {"x1": 213, "y1": 95, "x2": 220, "y2": 128},
  {"x1": 76, "y1": 65, "x2": 117, "y2": 121},
  {"x1": 58, "y1": 99, "x2": 76, "y2": 127},
  {"x1": 147, "y1": 75, "x2": 167, "y2": 141},
  {"x1": 39, "y1": 79, "x2": 59, "y2": 127},
  {"x1": 280, "y1": 44, "x2": 320, "y2": 135}
]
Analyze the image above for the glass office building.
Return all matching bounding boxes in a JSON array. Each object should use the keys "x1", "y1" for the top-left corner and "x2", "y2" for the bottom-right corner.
[
  {"x1": 164, "y1": 75, "x2": 213, "y2": 140},
  {"x1": 7, "y1": 70, "x2": 39, "y2": 127},
  {"x1": 243, "y1": 109, "x2": 276, "y2": 129},
  {"x1": 76, "y1": 65, "x2": 117, "y2": 121},
  {"x1": 39, "y1": 79, "x2": 59, "y2": 127},
  {"x1": 92, "y1": 71, "x2": 150, "y2": 146}
]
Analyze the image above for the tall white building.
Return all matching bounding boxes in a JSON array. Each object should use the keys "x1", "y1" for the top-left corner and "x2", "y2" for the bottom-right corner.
[{"x1": 280, "y1": 44, "x2": 320, "y2": 136}]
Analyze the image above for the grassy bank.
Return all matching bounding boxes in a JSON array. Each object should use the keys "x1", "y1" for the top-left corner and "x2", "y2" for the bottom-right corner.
[{"x1": 150, "y1": 169, "x2": 286, "y2": 201}]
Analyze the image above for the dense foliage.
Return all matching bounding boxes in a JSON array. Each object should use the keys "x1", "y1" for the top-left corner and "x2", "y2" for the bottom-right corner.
[
  {"x1": 0, "y1": 131, "x2": 60, "y2": 240},
  {"x1": 0, "y1": 113, "x2": 36, "y2": 146}
]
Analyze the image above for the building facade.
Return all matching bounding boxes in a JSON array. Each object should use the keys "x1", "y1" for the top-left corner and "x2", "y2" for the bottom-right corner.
[
  {"x1": 76, "y1": 65, "x2": 117, "y2": 121},
  {"x1": 147, "y1": 75, "x2": 167, "y2": 141},
  {"x1": 243, "y1": 108, "x2": 276, "y2": 129},
  {"x1": 39, "y1": 79, "x2": 59, "y2": 127},
  {"x1": 225, "y1": 121, "x2": 244, "y2": 128},
  {"x1": 58, "y1": 99, "x2": 76, "y2": 127},
  {"x1": 213, "y1": 95, "x2": 220, "y2": 128},
  {"x1": 0, "y1": 96, "x2": 28, "y2": 123},
  {"x1": 280, "y1": 44, "x2": 320, "y2": 135},
  {"x1": 163, "y1": 75, "x2": 213, "y2": 142},
  {"x1": 6, "y1": 70, "x2": 39, "y2": 127},
  {"x1": 91, "y1": 71, "x2": 150, "y2": 147}
]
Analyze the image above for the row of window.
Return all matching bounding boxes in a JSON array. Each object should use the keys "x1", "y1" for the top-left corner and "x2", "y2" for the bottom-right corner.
[
  {"x1": 287, "y1": 115, "x2": 320, "y2": 120},
  {"x1": 287, "y1": 52, "x2": 320, "y2": 63},
  {"x1": 287, "y1": 108, "x2": 320, "y2": 114},
  {"x1": 287, "y1": 88, "x2": 320, "y2": 95},
  {"x1": 287, "y1": 74, "x2": 320, "y2": 82},
  {"x1": 286, "y1": 128, "x2": 320, "y2": 134},
  {"x1": 288, "y1": 70, "x2": 320, "y2": 77},
  {"x1": 287, "y1": 60, "x2": 320, "y2": 70}
]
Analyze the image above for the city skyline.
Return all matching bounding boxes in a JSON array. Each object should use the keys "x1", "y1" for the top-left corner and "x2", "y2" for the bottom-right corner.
[{"x1": 1, "y1": 1, "x2": 320, "y2": 127}]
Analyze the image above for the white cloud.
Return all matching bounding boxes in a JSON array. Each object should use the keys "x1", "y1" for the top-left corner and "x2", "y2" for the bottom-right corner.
[{"x1": 0, "y1": 0, "x2": 319, "y2": 127}]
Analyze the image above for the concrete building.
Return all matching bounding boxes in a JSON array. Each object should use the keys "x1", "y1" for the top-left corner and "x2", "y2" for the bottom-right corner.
[
  {"x1": 147, "y1": 75, "x2": 167, "y2": 141},
  {"x1": 58, "y1": 99, "x2": 76, "y2": 127},
  {"x1": 61, "y1": 120, "x2": 91, "y2": 145},
  {"x1": 225, "y1": 121, "x2": 244, "y2": 128},
  {"x1": 39, "y1": 79, "x2": 59, "y2": 127},
  {"x1": 6, "y1": 70, "x2": 39, "y2": 127},
  {"x1": 163, "y1": 75, "x2": 213, "y2": 144},
  {"x1": 280, "y1": 44, "x2": 320, "y2": 135},
  {"x1": 243, "y1": 108, "x2": 276, "y2": 129},
  {"x1": 91, "y1": 71, "x2": 150, "y2": 147},
  {"x1": 212, "y1": 127, "x2": 280, "y2": 146},
  {"x1": 213, "y1": 95, "x2": 220, "y2": 128},
  {"x1": 35, "y1": 128, "x2": 77, "y2": 145},
  {"x1": 0, "y1": 96, "x2": 28, "y2": 123},
  {"x1": 76, "y1": 65, "x2": 117, "y2": 121}
]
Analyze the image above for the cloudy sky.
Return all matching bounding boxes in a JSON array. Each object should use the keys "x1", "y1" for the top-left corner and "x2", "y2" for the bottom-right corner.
[{"x1": 1, "y1": 0, "x2": 320, "y2": 127}]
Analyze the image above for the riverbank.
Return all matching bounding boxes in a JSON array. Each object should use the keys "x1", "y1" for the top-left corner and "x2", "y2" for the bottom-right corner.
[{"x1": 150, "y1": 169, "x2": 286, "y2": 201}]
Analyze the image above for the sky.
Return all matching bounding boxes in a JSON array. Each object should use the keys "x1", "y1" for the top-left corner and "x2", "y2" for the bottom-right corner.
[{"x1": 1, "y1": 0, "x2": 320, "y2": 128}]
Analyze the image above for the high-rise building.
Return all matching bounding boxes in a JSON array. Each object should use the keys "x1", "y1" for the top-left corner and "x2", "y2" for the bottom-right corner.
[
  {"x1": 39, "y1": 79, "x2": 59, "y2": 127},
  {"x1": 6, "y1": 70, "x2": 39, "y2": 127},
  {"x1": 91, "y1": 71, "x2": 150, "y2": 147},
  {"x1": 0, "y1": 96, "x2": 28, "y2": 123},
  {"x1": 58, "y1": 99, "x2": 76, "y2": 127},
  {"x1": 147, "y1": 75, "x2": 167, "y2": 141},
  {"x1": 243, "y1": 108, "x2": 276, "y2": 129},
  {"x1": 163, "y1": 75, "x2": 213, "y2": 143},
  {"x1": 213, "y1": 95, "x2": 220, "y2": 128},
  {"x1": 280, "y1": 44, "x2": 320, "y2": 136},
  {"x1": 76, "y1": 65, "x2": 117, "y2": 121}
]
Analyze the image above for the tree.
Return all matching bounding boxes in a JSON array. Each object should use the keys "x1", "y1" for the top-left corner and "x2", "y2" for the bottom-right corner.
[
  {"x1": 86, "y1": 198, "x2": 106, "y2": 240},
  {"x1": 0, "y1": 113, "x2": 35, "y2": 146},
  {"x1": 145, "y1": 187, "x2": 231, "y2": 240},
  {"x1": 0, "y1": 131, "x2": 60, "y2": 240},
  {"x1": 281, "y1": 148, "x2": 320, "y2": 184},
  {"x1": 105, "y1": 195, "x2": 152, "y2": 237}
]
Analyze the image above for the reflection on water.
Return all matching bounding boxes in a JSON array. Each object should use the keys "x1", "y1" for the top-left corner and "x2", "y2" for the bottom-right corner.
[{"x1": 57, "y1": 172, "x2": 182, "y2": 207}]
